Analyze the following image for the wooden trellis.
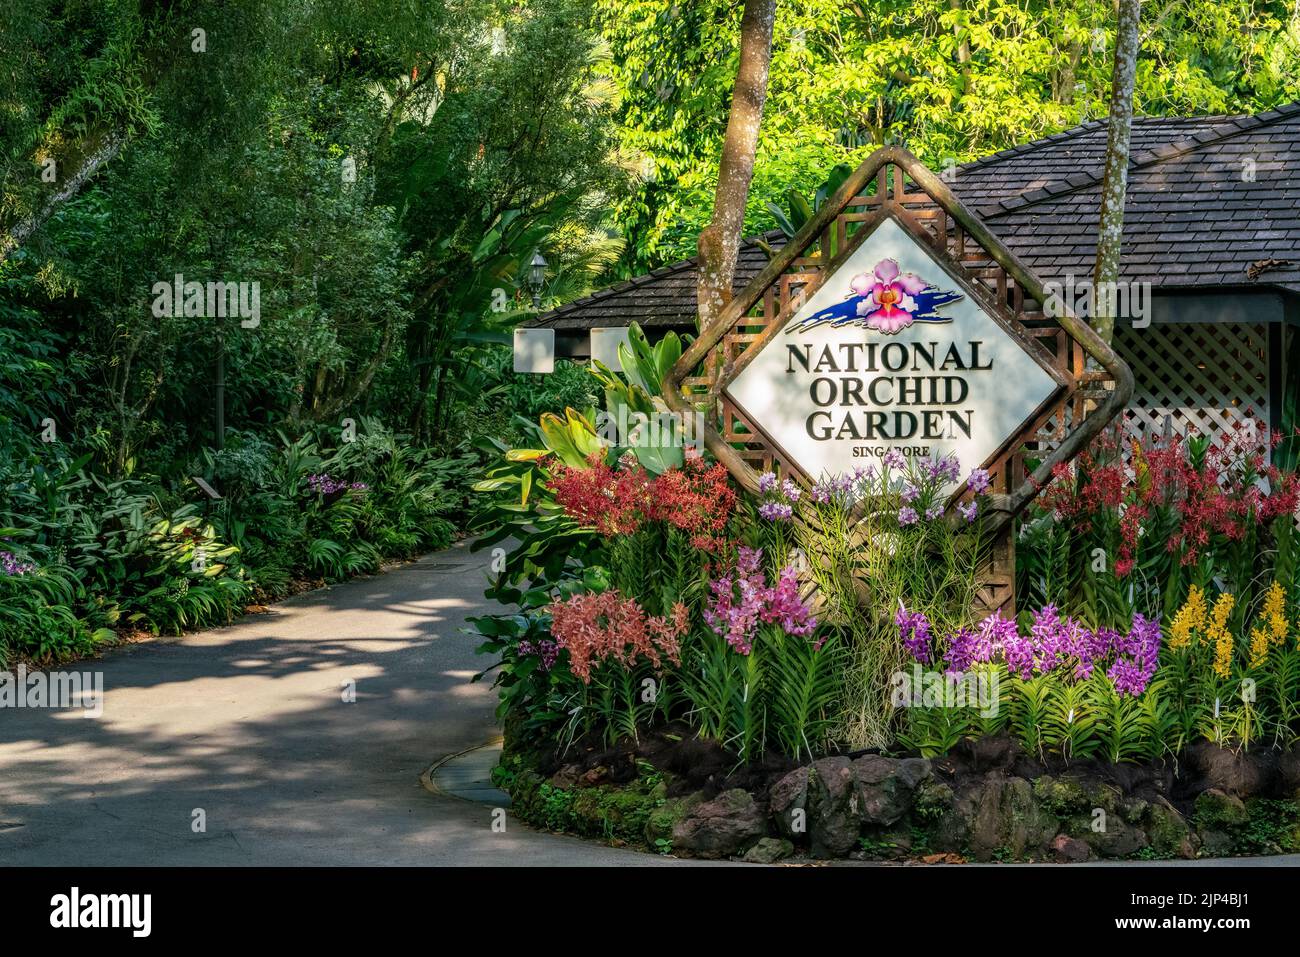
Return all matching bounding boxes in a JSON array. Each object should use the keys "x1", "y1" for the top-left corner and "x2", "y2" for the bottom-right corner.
[
  {"x1": 663, "y1": 147, "x2": 1135, "y2": 616},
  {"x1": 1115, "y1": 321, "x2": 1270, "y2": 451}
]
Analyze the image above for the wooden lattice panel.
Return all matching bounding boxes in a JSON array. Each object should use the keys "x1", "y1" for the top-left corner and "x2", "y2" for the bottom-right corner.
[{"x1": 1114, "y1": 322, "x2": 1269, "y2": 450}]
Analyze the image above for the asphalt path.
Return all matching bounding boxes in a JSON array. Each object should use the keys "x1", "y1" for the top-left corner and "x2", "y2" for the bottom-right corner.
[{"x1": 0, "y1": 542, "x2": 668, "y2": 865}]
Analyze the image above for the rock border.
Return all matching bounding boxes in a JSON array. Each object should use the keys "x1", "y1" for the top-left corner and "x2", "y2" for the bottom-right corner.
[{"x1": 503, "y1": 741, "x2": 1300, "y2": 863}]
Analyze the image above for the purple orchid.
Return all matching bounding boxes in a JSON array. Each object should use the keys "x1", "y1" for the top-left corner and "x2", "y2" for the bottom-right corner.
[
  {"x1": 897, "y1": 605, "x2": 935, "y2": 664},
  {"x1": 759, "y1": 501, "x2": 793, "y2": 521}
]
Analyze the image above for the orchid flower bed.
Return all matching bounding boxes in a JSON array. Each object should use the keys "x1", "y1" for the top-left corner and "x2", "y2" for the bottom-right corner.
[{"x1": 470, "y1": 323, "x2": 1300, "y2": 777}]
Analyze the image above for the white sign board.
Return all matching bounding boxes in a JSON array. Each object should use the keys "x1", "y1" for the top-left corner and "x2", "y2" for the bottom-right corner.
[
  {"x1": 590, "y1": 327, "x2": 631, "y2": 371},
  {"x1": 725, "y1": 217, "x2": 1058, "y2": 482},
  {"x1": 513, "y1": 327, "x2": 555, "y2": 373}
]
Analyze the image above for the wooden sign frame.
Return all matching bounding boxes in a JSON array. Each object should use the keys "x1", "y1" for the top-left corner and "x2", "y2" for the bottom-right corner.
[{"x1": 660, "y1": 146, "x2": 1135, "y2": 613}]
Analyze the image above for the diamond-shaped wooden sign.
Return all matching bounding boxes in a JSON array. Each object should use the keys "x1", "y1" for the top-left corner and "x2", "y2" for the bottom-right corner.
[
  {"x1": 662, "y1": 146, "x2": 1134, "y2": 537},
  {"x1": 726, "y1": 215, "x2": 1064, "y2": 486}
]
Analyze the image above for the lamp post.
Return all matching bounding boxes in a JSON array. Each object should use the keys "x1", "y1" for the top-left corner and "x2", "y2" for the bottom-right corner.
[{"x1": 528, "y1": 251, "x2": 547, "y2": 308}]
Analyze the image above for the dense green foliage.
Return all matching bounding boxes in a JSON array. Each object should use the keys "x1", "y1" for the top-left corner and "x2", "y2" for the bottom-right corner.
[
  {"x1": 598, "y1": 0, "x2": 1300, "y2": 268},
  {"x1": 0, "y1": 0, "x2": 627, "y2": 662}
]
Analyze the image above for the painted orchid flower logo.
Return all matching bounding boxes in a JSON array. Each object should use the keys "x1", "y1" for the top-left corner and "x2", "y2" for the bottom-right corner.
[
  {"x1": 849, "y1": 258, "x2": 930, "y2": 334},
  {"x1": 787, "y1": 252, "x2": 961, "y2": 333}
]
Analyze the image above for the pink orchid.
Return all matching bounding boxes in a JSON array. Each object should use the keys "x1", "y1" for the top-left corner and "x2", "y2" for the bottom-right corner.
[{"x1": 849, "y1": 258, "x2": 928, "y2": 334}]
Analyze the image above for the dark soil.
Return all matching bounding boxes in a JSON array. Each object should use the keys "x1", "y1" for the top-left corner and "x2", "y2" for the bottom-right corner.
[{"x1": 536, "y1": 722, "x2": 801, "y2": 798}]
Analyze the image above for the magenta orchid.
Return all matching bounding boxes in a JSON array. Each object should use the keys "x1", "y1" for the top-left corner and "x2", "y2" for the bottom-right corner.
[{"x1": 849, "y1": 258, "x2": 928, "y2": 335}]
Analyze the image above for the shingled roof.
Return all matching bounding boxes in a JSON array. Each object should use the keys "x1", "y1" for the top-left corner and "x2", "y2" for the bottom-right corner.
[
  {"x1": 528, "y1": 102, "x2": 1300, "y2": 335},
  {"x1": 527, "y1": 233, "x2": 781, "y2": 333}
]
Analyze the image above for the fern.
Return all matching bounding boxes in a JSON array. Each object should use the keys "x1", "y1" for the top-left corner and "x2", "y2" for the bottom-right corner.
[
  {"x1": 765, "y1": 630, "x2": 840, "y2": 761},
  {"x1": 1161, "y1": 649, "x2": 1201, "y2": 749},
  {"x1": 1042, "y1": 678, "x2": 1098, "y2": 761},
  {"x1": 1270, "y1": 646, "x2": 1300, "y2": 747},
  {"x1": 608, "y1": 527, "x2": 660, "y2": 609},
  {"x1": 307, "y1": 536, "x2": 344, "y2": 575},
  {"x1": 898, "y1": 700, "x2": 970, "y2": 758},
  {"x1": 650, "y1": 668, "x2": 680, "y2": 724},
  {"x1": 1136, "y1": 678, "x2": 1181, "y2": 761},
  {"x1": 679, "y1": 630, "x2": 736, "y2": 741},
  {"x1": 729, "y1": 639, "x2": 765, "y2": 763},
  {"x1": 662, "y1": 528, "x2": 704, "y2": 612},
  {"x1": 1089, "y1": 676, "x2": 1147, "y2": 764},
  {"x1": 969, "y1": 664, "x2": 1009, "y2": 739},
  {"x1": 1194, "y1": 679, "x2": 1232, "y2": 747},
  {"x1": 1008, "y1": 674, "x2": 1052, "y2": 758}
]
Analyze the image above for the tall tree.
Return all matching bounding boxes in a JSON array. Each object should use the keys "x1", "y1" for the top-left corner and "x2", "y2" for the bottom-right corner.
[
  {"x1": 695, "y1": 0, "x2": 776, "y2": 329},
  {"x1": 381, "y1": 0, "x2": 624, "y2": 439},
  {"x1": 1092, "y1": 0, "x2": 1142, "y2": 346}
]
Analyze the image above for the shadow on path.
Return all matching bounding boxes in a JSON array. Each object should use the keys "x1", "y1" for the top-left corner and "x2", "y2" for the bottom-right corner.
[{"x1": 0, "y1": 545, "x2": 666, "y2": 866}]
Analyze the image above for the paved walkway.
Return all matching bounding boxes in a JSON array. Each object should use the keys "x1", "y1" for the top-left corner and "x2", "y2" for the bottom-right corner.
[{"x1": 0, "y1": 543, "x2": 673, "y2": 866}]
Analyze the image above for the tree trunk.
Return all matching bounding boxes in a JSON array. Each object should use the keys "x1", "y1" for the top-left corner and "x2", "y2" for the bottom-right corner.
[
  {"x1": 948, "y1": 0, "x2": 972, "y2": 98},
  {"x1": 1091, "y1": 0, "x2": 1142, "y2": 347},
  {"x1": 0, "y1": 129, "x2": 124, "y2": 266},
  {"x1": 696, "y1": 0, "x2": 776, "y2": 330}
]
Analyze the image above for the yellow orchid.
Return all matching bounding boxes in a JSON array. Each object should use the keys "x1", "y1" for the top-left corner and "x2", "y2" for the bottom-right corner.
[
  {"x1": 1168, "y1": 584, "x2": 1208, "y2": 650},
  {"x1": 1248, "y1": 624, "x2": 1271, "y2": 670},
  {"x1": 1262, "y1": 581, "x2": 1289, "y2": 645},
  {"x1": 1208, "y1": 592, "x2": 1236, "y2": 679}
]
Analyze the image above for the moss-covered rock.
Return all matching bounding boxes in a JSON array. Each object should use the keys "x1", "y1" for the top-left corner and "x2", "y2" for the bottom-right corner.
[
  {"x1": 933, "y1": 805, "x2": 972, "y2": 854},
  {"x1": 1198, "y1": 829, "x2": 1234, "y2": 857},
  {"x1": 504, "y1": 761, "x2": 673, "y2": 848},
  {"x1": 970, "y1": 775, "x2": 1057, "y2": 861},
  {"x1": 855, "y1": 823, "x2": 917, "y2": 860},
  {"x1": 1195, "y1": 788, "x2": 1249, "y2": 830},
  {"x1": 643, "y1": 793, "x2": 703, "y2": 846},
  {"x1": 672, "y1": 788, "x2": 768, "y2": 859},
  {"x1": 1051, "y1": 834, "x2": 1092, "y2": 863},
  {"x1": 913, "y1": 779, "x2": 955, "y2": 820},
  {"x1": 1032, "y1": 773, "x2": 1122, "y2": 820},
  {"x1": 1082, "y1": 815, "x2": 1149, "y2": 859},
  {"x1": 851, "y1": 755, "x2": 927, "y2": 826},
  {"x1": 1143, "y1": 797, "x2": 1195, "y2": 859},
  {"x1": 740, "y1": 837, "x2": 794, "y2": 864},
  {"x1": 769, "y1": 766, "x2": 810, "y2": 842},
  {"x1": 1119, "y1": 797, "x2": 1149, "y2": 825},
  {"x1": 1233, "y1": 798, "x2": 1300, "y2": 855},
  {"x1": 807, "y1": 757, "x2": 860, "y2": 857},
  {"x1": 501, "y1": 736, "x2": 1294, "y2": 863},
  {"x1": 1032, "y1": 775, "x2": 1091, "y2": 816}
]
